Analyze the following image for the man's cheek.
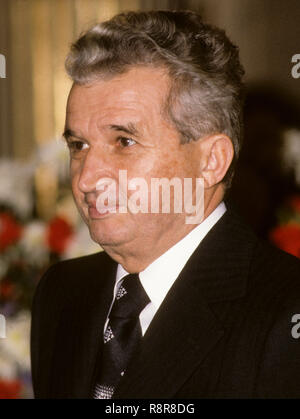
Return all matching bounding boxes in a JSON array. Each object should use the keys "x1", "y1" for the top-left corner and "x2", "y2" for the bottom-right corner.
[
  {"x1": 70, "y1": 172, "x2": 80, "y2": 195},
  {"x1": 70, "y1": 166, "x2": 79, "y2": 184},
  {"x1": 71, "y1": 182, "x2": 85, "y2": 216}
]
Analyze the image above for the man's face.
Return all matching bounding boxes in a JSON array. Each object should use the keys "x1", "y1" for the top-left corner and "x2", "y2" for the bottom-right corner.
[{"x1": 65, "y1": 66, "x2": 202, "y2": 260}]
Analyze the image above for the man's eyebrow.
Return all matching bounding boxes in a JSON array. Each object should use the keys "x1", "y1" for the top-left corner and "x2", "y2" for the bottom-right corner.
[
  {"x1": 109, "y1": 123, "x2": 139, "y2": 136},
  {"x1": 62, "y1": 129, "x2": 84, "y2": 141},
  {"x1": 62, "y1": 123, "x2": 140, "y2": 141}
]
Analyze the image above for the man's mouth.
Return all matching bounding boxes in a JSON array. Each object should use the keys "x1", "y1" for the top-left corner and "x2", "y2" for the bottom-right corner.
[{"x1": 87, "y1": 202, "x2": 120, "y2": 218}]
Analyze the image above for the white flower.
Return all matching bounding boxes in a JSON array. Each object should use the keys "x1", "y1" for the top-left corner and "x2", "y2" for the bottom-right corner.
[
  {"x1": 19, "y1": 221, "x2": 48, "y2": 266},
  {"x1": 0, "y1": 353, "x2": 18, "y2": 380},
  {"x1": 0, "y1": 159, "x2": 35, "y2": 217},
  {"x1": 0, "y1": 311, "x2": 31, "y2": 372}
]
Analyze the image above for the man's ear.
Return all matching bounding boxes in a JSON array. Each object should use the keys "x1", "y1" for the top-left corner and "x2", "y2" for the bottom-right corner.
[{"x1": 197, "y1": 134, "x2": 234, "y2": 188}]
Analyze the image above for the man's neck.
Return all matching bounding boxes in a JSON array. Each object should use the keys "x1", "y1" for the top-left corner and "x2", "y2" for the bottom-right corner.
[
  {"x1": 103, "y1": 220, "x2": 198, "y2": 273},
  {"x1": 103, "y1": 192, "x2": 225, "y2": 273}
]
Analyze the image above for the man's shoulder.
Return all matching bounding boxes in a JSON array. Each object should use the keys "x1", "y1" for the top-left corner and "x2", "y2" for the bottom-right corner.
[
  {"x1": 33, "y1": 250, "x2": 115, "y2": 306},
  {"x1": 206, "y1": 207, "x2": 300, "y2": 302},
  {"x1": 247, "y1": 242, "x2": 300, "y2": 397},
  {"x1": 223, "y1": 210, "x2": 300, "y2": 324},
  {"x1": 218, "y1": 206, "x2": 300, "y2": 277},
  {"x1": 248, "y1": 239, "x2": 300, "y2": 314},
  {"x1": 251, "y1": 238, "x2": 300, "y2": 281},
  {"x1": 43, "y1": 250, "x2": 110, "y2": 278}
]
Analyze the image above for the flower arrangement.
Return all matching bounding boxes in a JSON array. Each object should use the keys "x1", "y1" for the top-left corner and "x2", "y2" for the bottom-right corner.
[
  {"x1": 0, "y1": 142, "x2": 99, "y2": 398},
  {"x1": 0, "y1": 207, "x2": 100, "y2": 398}
]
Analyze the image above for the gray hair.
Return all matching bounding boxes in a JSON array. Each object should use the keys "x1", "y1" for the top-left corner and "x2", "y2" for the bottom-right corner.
[{"x1": 65, "y1": 10, "x2": 245, "y2": 185}]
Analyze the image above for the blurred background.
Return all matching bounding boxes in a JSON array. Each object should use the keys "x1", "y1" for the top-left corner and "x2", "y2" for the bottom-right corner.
[{"x1": 0, "y1": 0, "x2": 299, "y2": 398}]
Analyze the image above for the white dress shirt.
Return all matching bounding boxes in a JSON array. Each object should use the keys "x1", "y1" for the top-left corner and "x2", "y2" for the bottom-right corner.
[{"x1": 105, "y1": 202, "x2": 226, "y2": 336}]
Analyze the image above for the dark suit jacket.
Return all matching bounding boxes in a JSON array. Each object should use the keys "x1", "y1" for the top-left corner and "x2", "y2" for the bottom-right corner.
[{"x1": 31, "y1": 209, "x2": 300, "y2": 398}]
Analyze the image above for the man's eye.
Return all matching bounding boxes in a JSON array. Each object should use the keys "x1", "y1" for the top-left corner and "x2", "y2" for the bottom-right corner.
[
  {"x1": 67, "y1": 141, "x2": 88, "y2": 152},
  {"x1": 117, "y1": 137, "x2": 137, "y2": 148}
]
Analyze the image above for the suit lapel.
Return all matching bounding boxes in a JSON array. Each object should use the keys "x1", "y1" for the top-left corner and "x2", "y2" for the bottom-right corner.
[
  {"x1": 113, "y1": 271, "x2": 225, "y2": 398},
  {"x1": 78, "y1": 257, "x2": 118, "y2": 398},
  {"x1": 113, "y1": 210, "x2": 257, "y2": 398},
  {"x1": 75, "y1": 259, "x2": 117, "y2": 398},
  {"x1": 51, "y1": 252, "x2": 117, "y2": 398}
]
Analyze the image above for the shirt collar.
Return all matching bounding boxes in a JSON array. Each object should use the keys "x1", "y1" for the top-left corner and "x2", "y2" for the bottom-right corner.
[{"x1": 116, "y1": 201, "x2": 226, "y2": 309}]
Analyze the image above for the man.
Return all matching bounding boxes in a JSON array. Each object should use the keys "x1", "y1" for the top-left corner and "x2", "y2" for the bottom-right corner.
[{"x1": 31, "y1": 10, "x2": 300, "y2": 398}]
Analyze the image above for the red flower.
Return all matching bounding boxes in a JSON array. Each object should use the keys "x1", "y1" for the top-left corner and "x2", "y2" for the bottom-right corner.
[
  {"x1": 46, "y1": 216, "x2": 73, "y2": 254},
  {"x1": 0, "y1": 213, "x2": 22, "y2": 251},
  {"x1": 269, "y1": 224, "x2": 300, "y2": 258},
  {"x1": 0, "y1": 281, "x2": 15, "y2": 299},
  {"x1": 0, "y1": 379, "x2": 22, "y2": 399}
]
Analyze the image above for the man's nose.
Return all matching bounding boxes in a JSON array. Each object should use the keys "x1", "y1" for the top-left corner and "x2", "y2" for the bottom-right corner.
[{"x1": 77, "y1": 150, "x2": 111, "y2": 193}]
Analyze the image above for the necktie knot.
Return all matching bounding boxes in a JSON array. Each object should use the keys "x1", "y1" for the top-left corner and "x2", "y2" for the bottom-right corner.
[{"x1": 109, "y1": 273, "x2": 150, "y2": 319}]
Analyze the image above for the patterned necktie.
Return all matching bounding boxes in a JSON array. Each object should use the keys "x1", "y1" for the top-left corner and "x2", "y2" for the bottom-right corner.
[{"x1": 94, "y1": 273, "x2": 150, "y2": 399}]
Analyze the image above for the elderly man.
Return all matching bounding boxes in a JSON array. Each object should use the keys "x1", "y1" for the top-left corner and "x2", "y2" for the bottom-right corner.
[{"x1": 31, "y1": 10, "x2": 300, "y2": 399}]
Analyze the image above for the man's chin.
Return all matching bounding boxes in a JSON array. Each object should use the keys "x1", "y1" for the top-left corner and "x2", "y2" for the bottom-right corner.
[{"x1": 87, "y1": 216, "x2": 129, "y2": 248}]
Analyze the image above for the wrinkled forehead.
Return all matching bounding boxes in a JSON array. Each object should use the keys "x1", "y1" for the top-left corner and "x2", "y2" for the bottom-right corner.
[
  {"x1": 65, "y1": 66, "x2": 175, "y2": 138},
  {"x1": 66, "y1": 66, "x2": 171, "y2": 112}
]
